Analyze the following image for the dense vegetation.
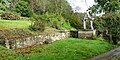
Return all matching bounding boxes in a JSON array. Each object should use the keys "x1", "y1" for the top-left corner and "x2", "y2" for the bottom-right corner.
[
  {"x1": 0, "y1": 0, "x2": 85, "y2": 30},
  {"x1": 94, "y1": 13, "x2": 120, "y2": 41},
  {"x1": 0, "y1": 38, "x2": 117, "y2": 60},
  {"x1": 89, "y1": 0, "x2": 120, "y2": 43}
]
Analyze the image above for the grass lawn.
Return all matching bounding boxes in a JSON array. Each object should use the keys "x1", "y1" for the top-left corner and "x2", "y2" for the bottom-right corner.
[
  {"x1": 0, "y1": 19, "x2": 31, "y2": 30},
  {"x1": 0, "y1": 38, "x2": 117, "y2": 60}
]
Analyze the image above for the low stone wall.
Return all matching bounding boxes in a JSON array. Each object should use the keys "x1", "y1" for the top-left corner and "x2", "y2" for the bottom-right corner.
[
  {"x1": 4, "y1": 30, "x2": 70, "y2": 49},
  {"x1": 78, "y1": 30, "x2": 96, "y2": 38},
  {"x1": 0, "y1": 30, "x2": 97, "y2": 49}
]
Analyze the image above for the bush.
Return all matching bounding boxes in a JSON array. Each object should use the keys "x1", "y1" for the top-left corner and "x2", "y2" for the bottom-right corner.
[
  {"x1": 69, "y1": 13, "x2": 83, "y2": 29},
  {"x1": 0, "y1": 5, "x2": 7, "y2": 11},
  {"x1": 29, "y1": 14, "x2": 45, "y2": 31},
  {"x1": 15, "y1": 1, "x2": 32, "y2": 17},
  {"x1": 0, "y1": 12, "x2": 20, "y2": 20},
  {"x1": 37, "y1": 13, "x2": 63, "y2": 29},
  {"x1": 51, "y1": 20, "x2": 61, "y2": 29},
  {"x1": 29, "y1": 21, "x2": 45, "y2": 31},
  {"x1": 29, "y1": 13, "x2": 73, "y2": 30}
]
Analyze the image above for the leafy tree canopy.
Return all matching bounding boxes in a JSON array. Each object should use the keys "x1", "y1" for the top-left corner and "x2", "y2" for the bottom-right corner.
[{"x1": 89, "y1": 0, "x2": 120, "y2": 14}]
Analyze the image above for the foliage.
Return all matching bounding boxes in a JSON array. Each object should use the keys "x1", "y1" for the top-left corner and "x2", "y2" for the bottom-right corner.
[
  {"x1": 94, "y1": 12, "x2": 120, "y2": 40},
  {"x1": 0, "y1": 10, "x2": 5, "y2": 14},
  {"x1": 0, "y1": 0, "x2": 74, "y2": 30},
  {"x1": 0, "y1": 0, "x2": 8, "y2": 11},
  {"x1": 46, "y1": 0, "x2": 72, "y2": 15},
  {"x1": 94, "y1": 17, "x2": 104, "y2": 30},
  {"x1": 32, "y1": 13, "x2": 72, "y2": 30},
  {"x1": 0, "y1": 0, "x2": 73, "y2": 18},
  {"x1": 103, "y1": 13, "x2": 120, "y2": 40},
  {"x1": 0, "y1": 5, "x2": 7, "y2": 11},
  {"x1": 90, "y1": 0, "x2": 120, "y2": 14},
  {"x1": 47, "y1": 14, "x2": 63, "y2": 29},
  {"x1": 61, "y1": 19, "x2": 73, "y2": 30},
  {"x1": 69, "y1": 13, "x2": 83, "y2": 29},
  {"x1": 15, "y1": 1, "x2": 32, "y2": 17},
  {"x1": 0, "y1": 38, "x2": 117, "y2": 60},
  {"x1": 29, "y1": 14, "x2": 45, "y2": 31},
  {"x1": 0, "y1": 12, "x2": 20, "y2": 20}
]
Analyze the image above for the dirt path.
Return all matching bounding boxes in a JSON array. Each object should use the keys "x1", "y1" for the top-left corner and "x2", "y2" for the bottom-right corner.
[{"x1": 89, "y1": 47, "x2": 120, "y2": 60}]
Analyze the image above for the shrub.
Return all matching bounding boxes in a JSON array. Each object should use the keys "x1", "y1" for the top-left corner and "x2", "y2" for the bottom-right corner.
[
  {"x1": 0, "y1": 12, "x2": 20, "y2": 20},
  {"x1": 15, "y1": 1, "x2": 32, "y2": 17},
  {"x1": 51, "y1": 20, "x2": 61, "y2": 29},
  {"x1": 29, "y1": 21, "x2": 45, "y2": 31},
  {"x1": 29, "y1": 14, "x2": 45, "y2": 31},
  {"x1": 37, "y1": 13, "x2": 63, "y2": 29},
  {"x1": 62, "y1": 19, "x2": 72, "y2": 30},
  {"x1": 69, "y1": 14, "x2": 83, "y2": 29}
]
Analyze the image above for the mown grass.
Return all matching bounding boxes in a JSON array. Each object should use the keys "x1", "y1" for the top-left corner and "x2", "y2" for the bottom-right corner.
[
  {"x1": 0, "y1": 19, "x2": 31, "y2": 30},
  {"x1": 0, "y1": 38, "x2": 117, "y2": 60}
]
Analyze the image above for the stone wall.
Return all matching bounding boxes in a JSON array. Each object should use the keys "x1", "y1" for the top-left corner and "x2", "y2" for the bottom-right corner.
[
  {"x1": 0, "y1": 30, "x2": 97, "y2": 49},
  {"x1": 78, "y1": 30, "x2": 96, "y2": 38},
  {"x1": 4, "y1": 30, "x2": 70, "y2": 49}
]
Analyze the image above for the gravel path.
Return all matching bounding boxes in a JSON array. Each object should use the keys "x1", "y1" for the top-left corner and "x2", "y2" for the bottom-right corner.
[{"x1": 89, "y1": 47, "x2": 120, "y2": 60}]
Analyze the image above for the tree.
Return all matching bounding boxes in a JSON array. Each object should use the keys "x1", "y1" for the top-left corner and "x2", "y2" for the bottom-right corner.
[
  {"x1": 46, "y1": 0, "x2": 72, "y2": 15},
  {"x1": 90, "y1": 0, "x2": 120, "y2": 14}
]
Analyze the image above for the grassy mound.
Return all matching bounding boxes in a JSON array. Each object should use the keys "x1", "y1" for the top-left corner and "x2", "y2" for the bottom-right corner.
[{"x1": 0, "y1": 38, "x2": 117, "y2": 60}]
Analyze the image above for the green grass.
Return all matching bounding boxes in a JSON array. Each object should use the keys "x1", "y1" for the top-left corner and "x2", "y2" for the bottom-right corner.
[
  {"x1": 0, "y1": 19, "x2": 31, "y2": 30},
  {"x1": 0, "y1": 38, "x2": 117, "y2": 60},
  {"x1": 0, "y1": 46, "x2": 16, "y2": 60}
]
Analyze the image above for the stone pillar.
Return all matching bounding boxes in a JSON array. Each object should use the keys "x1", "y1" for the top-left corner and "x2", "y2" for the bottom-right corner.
[
  {"x1": 93, "y1": 30, "x2": 96, "y2": 36},
  {"x1": 90, "y1": 20, "x2": 94, "y2": 30},
  {"x1": 83, "y1": 20, "x2": 86, "y2": 29}
]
